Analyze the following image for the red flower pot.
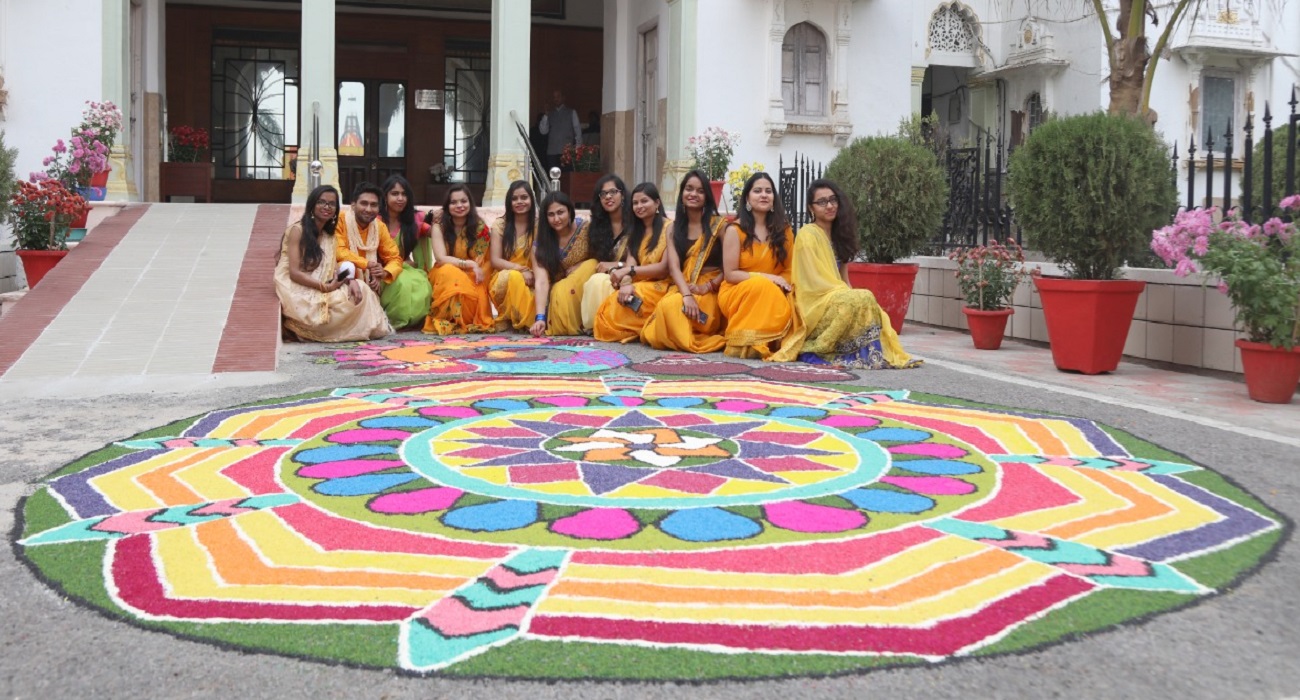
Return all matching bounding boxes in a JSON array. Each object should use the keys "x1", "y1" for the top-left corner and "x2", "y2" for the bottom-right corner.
[
  {"x1": 1236, "y1": 339, "x2": 1300, "y2": 404},
  {"x1": 962, "y1": 307, "x2": 1013, "y2": 350},
  {"x1": 90, "y1": 166, "x2": 110, "y2": 188},
  {"x1": 16, "y1": 249, "x2": 69, "y2": 288},
  {"x1": 846, "y1": 262, "x2": 919, "y2": 334},
  {"x1": 709, "y1": 180, "x2": 725, "y2": 207},
  {"x1": 1033, "y1": 276, "x2": 1145, "y2": 374}
]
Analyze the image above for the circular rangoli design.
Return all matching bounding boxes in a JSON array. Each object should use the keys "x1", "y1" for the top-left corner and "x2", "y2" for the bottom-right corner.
[
  {"x1": 310, "y1": 336, "x2": 628, "y2": 375},
  {"x1": 17, "y1": 375, "x2": 1283, "y2": 680}
]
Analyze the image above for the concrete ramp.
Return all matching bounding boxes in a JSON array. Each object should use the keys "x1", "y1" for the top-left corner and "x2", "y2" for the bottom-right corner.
[{"x1": 0, "y1": 203, "x2": 288, "y2": 395}]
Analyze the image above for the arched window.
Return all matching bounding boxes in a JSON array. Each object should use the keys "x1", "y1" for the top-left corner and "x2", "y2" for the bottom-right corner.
[
  {"x1": 928, "y1": 3, "x2": 976, "y2": 54},
  {"x1": 781, "y1": 22, "x2": 826, "y2": 118}
]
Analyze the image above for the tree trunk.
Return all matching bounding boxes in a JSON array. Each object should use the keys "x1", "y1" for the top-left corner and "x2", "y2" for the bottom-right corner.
[{"x1": 1108, "y1": 36, "x2": 1148, "y2": 116}]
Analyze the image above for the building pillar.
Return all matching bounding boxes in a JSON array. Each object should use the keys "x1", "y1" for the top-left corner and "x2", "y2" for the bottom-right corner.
[
  {"x1": 482, "y1": 0, "x2": 532, "y2": 208},
  {"x1": 911, "y1": 66, "x2": 926, "y2": 116},
  {"x1": 103, "y1": 0, "x2": 138, "y2": 201},
  {"x1": 293, "y1": 0, "x2": 339, "y2": 203},
  {"x1": 661, "y1": 0, "x2": 698, "y2": 209}
]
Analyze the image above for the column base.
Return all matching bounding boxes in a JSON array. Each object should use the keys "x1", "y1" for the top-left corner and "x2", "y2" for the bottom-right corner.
[
  {"x1": 107, "y1": 145, "x2": 138, "y2": 202},
  {"x1": 660, "y1": 158, "x2": 696, "y2": 210},
  {"x1": 291, "y1": 148, "x2": 340, "y2": 203},
  {"x1": 482, "y1": 152, "x2": 529, "y2": 208}
]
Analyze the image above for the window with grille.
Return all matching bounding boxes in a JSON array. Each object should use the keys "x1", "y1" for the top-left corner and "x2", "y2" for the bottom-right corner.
[
  {"x1": 1201, "y1": 72, "x2": 1238, "y2": 153},
  {"x1": 781, "y1": 22, "x2": 826, "y2": 119},
  {"x1": 1025, "y1": 92, "x2": 1044, "y2": 133},
  {"x1": 929, "y1": 4, "x2": 976, "y2": 53},
  {"x1": 210, "y1": 45, "x2": 299, "y2": 180}
]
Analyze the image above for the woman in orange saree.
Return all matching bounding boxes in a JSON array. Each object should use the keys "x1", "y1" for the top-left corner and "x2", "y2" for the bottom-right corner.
[
  {"x1": 594, "y1": 182, "x2": 671, "y2": 342},
  {"x1": 718, "y1": 171, "x2": 799, "y2": 360},
  {"x1": 530, "y1": 191, "x2": 593, "y2": 337},
  {"x1": 424, "y1": 184, "x2": 494, "y2": 335},
  {"x1": 641, "y1": 169, "x2": 727, "y2": 353},
  {"x1": 488, "y1": 180, "x2": 537, "y2": 332}
]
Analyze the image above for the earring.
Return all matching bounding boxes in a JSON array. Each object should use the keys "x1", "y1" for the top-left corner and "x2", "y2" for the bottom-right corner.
[{"x1": 745, "y1": 202, "x2": 752, "y2": 212}]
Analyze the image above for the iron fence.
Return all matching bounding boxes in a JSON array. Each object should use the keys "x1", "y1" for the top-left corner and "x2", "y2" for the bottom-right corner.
[
  {"x1": 1179, "y1": 86, "x2": 1299, "y2": 222},
  {"x1": 934, "y1": 128, "x2": 1017, "y2": 253},
  {"x1": 777, "y1": 152, "x2": 824, "y2": 229}
]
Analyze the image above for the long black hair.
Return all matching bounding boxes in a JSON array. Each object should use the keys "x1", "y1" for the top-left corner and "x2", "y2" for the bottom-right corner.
[
  {"x1": 299, "y1": 184, "x2": 340, "y2": 272},
  {"x1": 380, "y1": 175, "x2": 418, "y2": 258},
  {"x1": 626, "y1": 182, "x2": 666, "y2": 263},
  {"x1": 736, "y1": 171, "x2": 790, "y2": 268},
  {"x1": 438, "y1": 184, "x2": 484, "y2": 254},
  {"x1": 806, "y1": 178, "x2": 859, "y2": 264},
  {"x1": 502, "y1": 180, "x2": 536, "y2": 260},
  {"x1": 535, "y1": 190, "x2": 576, "y2": 281},
  {"x1": 672, "y1": 169, "x2": 722, "y2": 268},
  {"x1": 587, "y1": 173, "x2": 628, "y2": 262}
]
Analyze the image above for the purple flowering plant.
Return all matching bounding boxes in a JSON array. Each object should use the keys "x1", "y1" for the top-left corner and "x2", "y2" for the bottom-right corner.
[
  {"x1": 1151, "y1": 194, "x2": 1300, "y2": 349},
  {"x1": 32, "y1": 129, "x2": 110, "y2": 189}
]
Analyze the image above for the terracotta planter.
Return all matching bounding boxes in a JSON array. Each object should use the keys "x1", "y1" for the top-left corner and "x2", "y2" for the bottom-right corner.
[
  {"x1": 1236, "y1": 339, "x2": 1300, "y2": 404},
  {"x1": 846, "y1": 262, "x2": 919, "y2": 334},
  {"x1": 1034, "y1": 276, "x2": 1145, "y2": 375},
  {"x1": 160, "y1": 162, "x2": 214, "y2": 202},
  {"x1": 16, "y1": 249, "x2": 69, "y2": 288},
  {"x1": 563, "y1": 171, "x2": 602, "y2": 207},
  {"x1": 709, "y1": 180, "x2": 725, "y2": 206},
  {"x1": 90, "y1": 167, "x2": 110, "y2": 188},
  {"x1": 962, "y1": 307, "x2": 1013, "y2": 350}
]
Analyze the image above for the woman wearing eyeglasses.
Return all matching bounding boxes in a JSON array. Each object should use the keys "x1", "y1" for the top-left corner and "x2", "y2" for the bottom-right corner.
[
  {"x1": 641, "y1": 169, "x2": 728, "y2": 353},
  {"x1": 718, "y1": 171, "x2": 799, "y2": 360},
  {"x1": 577, "y1": 174, "x2": 631, "y2": 333},
  {"x1": 530, "y1": 191, "x2": 591, "y2": 337},
  {"x1": 769, "y1": 178, "x2": 918, "y2": 368},
  {"x1": 275, "y1": 184, "x2": 392, "y2": 341},
  {"x1": 425, "y1": 184, "x2": 495, "y2": 334},
  {"x1": 593, "y1": 181, "x2": 671, "y2": 342}
]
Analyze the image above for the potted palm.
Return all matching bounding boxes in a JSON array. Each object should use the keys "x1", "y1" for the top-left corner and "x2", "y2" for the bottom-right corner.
[
  {"x1": 7, "y1": 178, "x2": 90, "y2": 287},
  {"x1": 1008, "y1": 111, "x2": 1177, "y2": 374},
  {"x1": 950, "y1": 239, "x2": 1028, "y2": 350},
  {"x1": 1152, "y1": 197, "x2": 1300, "y2": 403},
  {"x1": 825, "y1": 133, "x2": 948, "y2": 334}
]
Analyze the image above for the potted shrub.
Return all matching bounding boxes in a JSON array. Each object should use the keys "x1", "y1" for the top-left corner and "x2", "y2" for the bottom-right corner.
[
  {"x1": 825, "y1": 133, "x2": 948, "y2": 334},
  {"x1": 161, "y1": 125, "x2": 212, "y2": 202},
  {"x1": 560, "y1": 143, "x2": 602, "y2": 206},
  {"x1": 78, "y1": 101, "x2": 123, "y2": 190},
  {"x1": 1008, "y1": 111, "x2": 1177, "y2": 374},
  {"x1": 950, "y1": 239, "x2": 1028, "y2": 350},
  {"x1": 7, "y1": 178, "x2": 90, "y2": 287},
  {"x1": 688, "y1": 126, "x2": 738, "y2": 204},
  {"x1": 1152, "y1": 197, "x2": 1300, "y2": 403}
]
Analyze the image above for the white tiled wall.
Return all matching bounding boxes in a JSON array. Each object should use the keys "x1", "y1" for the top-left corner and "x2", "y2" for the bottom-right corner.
[{"x1": 903, "y1": 257, "x2": 1247, "y2": 373}]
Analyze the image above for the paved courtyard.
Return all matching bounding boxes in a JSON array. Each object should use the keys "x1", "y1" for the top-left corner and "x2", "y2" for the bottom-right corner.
[{"x1": 0, "y1": 204, "x2": 1296, "y2": 699}]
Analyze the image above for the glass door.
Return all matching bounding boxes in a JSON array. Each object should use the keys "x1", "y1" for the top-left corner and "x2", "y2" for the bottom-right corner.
[{"x1": 337, "y1": 79, "x2": 407, "y2": 200}]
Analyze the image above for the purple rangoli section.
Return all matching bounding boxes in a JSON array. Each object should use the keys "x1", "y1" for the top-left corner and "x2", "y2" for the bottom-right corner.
[{"x1": 1118, "y1": 474, "x2": 1279, "y2": 561}]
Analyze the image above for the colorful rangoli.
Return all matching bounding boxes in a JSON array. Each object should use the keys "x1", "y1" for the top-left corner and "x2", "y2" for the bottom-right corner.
[
  {"x1": 310, "y1": 336, "x2": 629, "y2": 376},
  {"x1": 17, "y1": 375, "x2": 1283, "y2": 680}
]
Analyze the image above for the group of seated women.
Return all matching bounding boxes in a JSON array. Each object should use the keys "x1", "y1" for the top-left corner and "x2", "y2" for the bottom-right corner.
[{"x1": 274, "y1": 170, "x2": 918, "y2": 370}]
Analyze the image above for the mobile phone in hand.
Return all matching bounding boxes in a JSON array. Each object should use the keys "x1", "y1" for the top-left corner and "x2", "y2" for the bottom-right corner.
[
  {"x1": 625, "y1": 295, "x2": 643, "y2": 313},
  {"x1": 693, "y1": 310, "x2": 709, "y2": 325},
  {"x1": 336, "y1": 269, "x2": 351, "y2": 282}
]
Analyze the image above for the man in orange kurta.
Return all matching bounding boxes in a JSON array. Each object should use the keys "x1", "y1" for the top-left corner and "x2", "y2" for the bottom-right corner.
[{"x1": 335, "y1": 182, "x2": 404, "y2": 300}]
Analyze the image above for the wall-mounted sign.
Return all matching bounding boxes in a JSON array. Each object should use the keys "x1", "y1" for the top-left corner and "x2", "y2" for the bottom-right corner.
[{"x1": 415, "y1": 89, "x2": 444, "y2": 110}]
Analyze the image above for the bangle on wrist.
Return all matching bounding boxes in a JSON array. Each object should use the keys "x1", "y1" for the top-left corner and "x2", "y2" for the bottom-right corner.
[
  {"x1": 683, "y1": 294, "x2": 693, "y2": 298},
  {"x1": 535, "y1": 313, "x2": 547, "y2": 321}
]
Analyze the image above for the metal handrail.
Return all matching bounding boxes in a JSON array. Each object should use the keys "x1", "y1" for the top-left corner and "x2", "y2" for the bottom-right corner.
[
  {"x1": 510, "y1": 110, "x2": 552, "y2": 195},
  {"x1": 308, "y1": 102, "x2": 323, "y2": 189}
]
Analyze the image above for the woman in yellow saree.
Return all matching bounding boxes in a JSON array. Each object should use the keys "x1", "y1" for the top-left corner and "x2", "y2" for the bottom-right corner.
[
  {"x1": 530, "y1": 191, "x2": 594, "y2": 337},
  {"x1": 275, "y1": 185, "x2": 391, "y2": 342},
  {"x1": 424, "y1": 184, "x2": 494, "y2": 335},
  {"x1": 770, "y1": 179, "x2": 920, "y2": 368},
  {"x1": 579, "y1": 174, "x2": 630, "y2": 332},
  {"x1": 488, "y1": 180, "x2": 537, "y2": 332},
  {"x1": 378, "y1": 175, "x2": 433, "y2": 330},
  {"x1": 718, "y1": 171, "x2": 799, "y2": 360},
  {"x1": 594, "y1": 182, "x2": 671, "y2": 342},
  {"x1": 641, "y1": 169, "x2": 727, "y2": 353}
]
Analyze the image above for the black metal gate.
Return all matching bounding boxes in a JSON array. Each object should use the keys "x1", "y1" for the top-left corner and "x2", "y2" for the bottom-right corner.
[
  {"x1": 778, "y1": 152, "x2": 824, "y2": 229},
  {"x1": 935, "y1": 129, "x2": 1015, "y2": 252}
]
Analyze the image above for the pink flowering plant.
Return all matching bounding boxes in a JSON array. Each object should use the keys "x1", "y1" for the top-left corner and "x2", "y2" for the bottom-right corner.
[
  {"x1": 949, "y1": 239, "x2": 1029, "y2": 310},
  {"x1": 33, "y1": 129, "x2": 110, "y2": 189},
  {"x1": 80, "y1": 101, "x2": 123, "y2": 150},
  {"x1": 1151, "y1": 195, "x2": 1300, "y2": 349},
  {"x1": 688, "y1": 127, "x2": 738, "y2": 181}
]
